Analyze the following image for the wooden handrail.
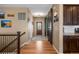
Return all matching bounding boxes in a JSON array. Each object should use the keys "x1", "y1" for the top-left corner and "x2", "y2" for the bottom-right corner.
[{"x1": 0, "y1": 32, "x2": 25, "y2": 53}]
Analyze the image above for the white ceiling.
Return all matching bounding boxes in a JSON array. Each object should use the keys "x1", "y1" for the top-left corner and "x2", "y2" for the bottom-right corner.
[{"x1": 0, "y1": 4, "x2": 52, "y2": 17}]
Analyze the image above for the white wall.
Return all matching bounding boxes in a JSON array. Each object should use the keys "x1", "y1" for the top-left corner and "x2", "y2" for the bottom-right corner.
[{"x1": 27, "y1": 8, "x2": 33, "y2": 40}]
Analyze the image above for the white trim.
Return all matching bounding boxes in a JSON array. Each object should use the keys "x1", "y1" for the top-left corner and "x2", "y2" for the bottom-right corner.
[{"x1": 53, "y1": 45, "x2": 59, "y2": 54}]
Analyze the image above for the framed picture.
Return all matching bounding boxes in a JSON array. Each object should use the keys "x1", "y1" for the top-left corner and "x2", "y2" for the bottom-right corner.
[
  {"x1": 0, "y1": 12, "x2": 5, "y2": 19},
  {"x1": 1, "y1": 20, "x2": 12, "y2": 28},
  {"x1": 7, "y1": 14, "x2": 14, "y2": 17}
]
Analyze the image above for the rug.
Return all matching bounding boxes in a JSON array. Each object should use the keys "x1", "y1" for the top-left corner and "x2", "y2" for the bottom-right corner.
[{"x1": 32, "y1": 35, "x2": 47, "y2": 41}]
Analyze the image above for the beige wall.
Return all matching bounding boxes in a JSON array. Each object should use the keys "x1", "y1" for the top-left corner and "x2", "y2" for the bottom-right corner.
[
  {"x1": 0, "y1": 7, "x2": 33, "y2": 47},
  {"x1": 33, "y1": 17, "x2": 45, "y2": 36},
  {"x1": 52, "y1": 4, "x2": 63, "y2": 53},
  {"x1": 59, "y1": 5, "x2": 63, "y2": 53}
]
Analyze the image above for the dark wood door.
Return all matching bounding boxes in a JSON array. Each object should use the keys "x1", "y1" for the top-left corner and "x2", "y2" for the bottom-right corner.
[
  {"x1": 69, "y1": 36, "x2": 78, "y2": 52},
  {"x1": 64, "y1": 5, "x2": 79, "y2": 25},
  {"x1": 47, "y1": 8, "x2": 53, "y2": 44},
  {"x1": 63, "y1": 36, "x2": 79, "y2": 53},
  {"x1": 63, "y1": 36, "x2": 70, "y2": 53},
  {"x1": 69, "y1": 36, "x2": 79, "y2": 53},
  {"x1": 77, "y1": 38, "x2": 79, "y2": 50},
  {"x1": 47, "y1": 18, "x2": 52, "y2": 44},
  {"x1": 36, "y1": 22, "x2": 42, "y2": 35},
  {"x1": 72, "y1": 6, "x2": 78, "y2": 25},
  {"x1": 63, "y1": 5, "x2": 73, "y2": 25},
  {"x1": 77, "y1": 6, "x2": 79, "y2": 25}
]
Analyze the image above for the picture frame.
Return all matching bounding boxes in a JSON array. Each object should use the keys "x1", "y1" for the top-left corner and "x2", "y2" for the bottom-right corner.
[{"x1": 1, "y1": 20, "x2": 12, "y2": 28}]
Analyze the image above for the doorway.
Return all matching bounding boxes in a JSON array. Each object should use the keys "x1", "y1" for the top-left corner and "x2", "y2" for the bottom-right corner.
[
  {"x1": 46, "y1": 8, "x2": 53, "y2": 44},
  {"x1": 36, "y1": 22, "x2": 42, "y2": 35}
]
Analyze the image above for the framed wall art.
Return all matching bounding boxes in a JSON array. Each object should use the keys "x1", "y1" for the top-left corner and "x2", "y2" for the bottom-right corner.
[{"x1": 1, "y1": 20, "x2": 12, "y2": 28}]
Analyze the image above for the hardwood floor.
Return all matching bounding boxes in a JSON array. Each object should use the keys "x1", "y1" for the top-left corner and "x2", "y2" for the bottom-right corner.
[{"x1": 20, "y1": 40, "x2": 57, "y2": 54}]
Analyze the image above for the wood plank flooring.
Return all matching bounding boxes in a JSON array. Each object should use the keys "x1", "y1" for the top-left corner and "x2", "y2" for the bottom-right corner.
[{"x1": 20, "y1": 40, "x2": 57, "y2": 54}]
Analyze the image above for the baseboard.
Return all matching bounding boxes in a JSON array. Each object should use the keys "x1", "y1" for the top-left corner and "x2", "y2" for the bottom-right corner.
[{"x1": 53, "y1": 45, "x2": 59, "y2": 54}]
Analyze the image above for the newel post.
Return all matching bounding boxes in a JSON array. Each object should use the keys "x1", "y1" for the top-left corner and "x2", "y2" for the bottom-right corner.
[{"x1": 17, "y1": 31, "x2": 21, "y2": 54}]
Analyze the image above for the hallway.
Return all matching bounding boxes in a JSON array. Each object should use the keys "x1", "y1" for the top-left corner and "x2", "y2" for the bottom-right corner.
[
  {"x1": 0, "y1": 4, "x2": 61, "y2": 54},
  {"x1": 20, "y1": 36, "x2": 57, "y2": 54}
]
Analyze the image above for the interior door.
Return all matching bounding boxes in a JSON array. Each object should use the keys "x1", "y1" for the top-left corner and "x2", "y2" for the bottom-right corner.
[
  {"x1": 47, "y1": 8, "x2": 53, "y2": 44},
  {"x1": 36, "y1": 22, "x2": 42, "y2": 35},
  {"x1": 47, "y1": 17, "x2": 53, "y2": 44}
]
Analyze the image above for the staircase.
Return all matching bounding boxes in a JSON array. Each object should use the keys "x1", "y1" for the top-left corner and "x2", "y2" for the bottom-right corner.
[{"x1": 0, "y1": 32, "x2": 25, "y2": 54}]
